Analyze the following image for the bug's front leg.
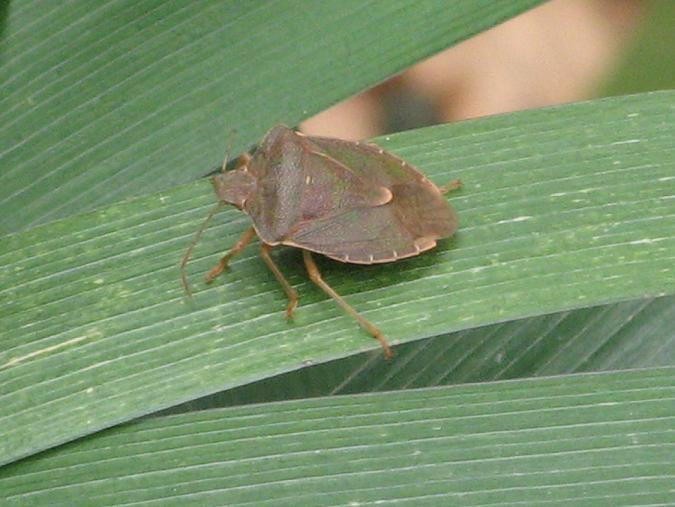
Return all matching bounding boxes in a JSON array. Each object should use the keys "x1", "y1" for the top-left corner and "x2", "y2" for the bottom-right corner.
[
  {"x1": 259, "y1": 243, "x2": 299, "y2": 319},
  {"x1": 439, "y1": 179, "x2": 462, "y2": 194},
  {"x1": 205, "y1": 226, "x2": 257, "y2": 283},
  {"x1": 230, "y1": 152, "x2": 251, "y2": 172},
  {"x1": 219, "y1": 144, "x2": 252, "y2": 173}
]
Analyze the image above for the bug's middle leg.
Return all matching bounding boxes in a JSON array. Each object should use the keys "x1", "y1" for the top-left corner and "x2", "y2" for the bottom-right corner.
[
  {"x1": 302, "y1": 250, "x2": 393, "y2": 359},
  {"x1": 260, "y1": 243, "x2": 299, "y2": 319},
  {"x1": 205, "y1": 226, "x2": 257, "y2": 283}
]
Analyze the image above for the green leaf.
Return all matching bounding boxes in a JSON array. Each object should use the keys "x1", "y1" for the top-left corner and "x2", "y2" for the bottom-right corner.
[
  {"x1": 2, "y1": 367, "x2": 674, "y2": 505},
  {"x1": 2, "y1": 91, "x2": 674, "y2": 467},
  {"x1": 0, "y1": 0, "x2": 543, "y2": 233},
  {"x1": 168, "y1": 294, "x2": 675, "y2": 410}
]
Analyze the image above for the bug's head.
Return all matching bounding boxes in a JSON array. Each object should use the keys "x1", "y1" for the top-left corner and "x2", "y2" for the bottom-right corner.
[{"x1": 212, "y1": 168, "x2": 256, "y2": 210}]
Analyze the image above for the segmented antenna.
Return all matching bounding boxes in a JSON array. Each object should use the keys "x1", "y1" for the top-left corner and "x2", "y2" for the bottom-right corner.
[
  {"x1": 180, "y1": 201, "x2": 224, "y2": 296},
  {"x1": 180, "y1": 142, "x2": 234, "y2": 295}
]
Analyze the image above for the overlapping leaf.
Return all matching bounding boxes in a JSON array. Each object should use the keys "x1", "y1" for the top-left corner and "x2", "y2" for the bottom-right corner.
[
  {"x1": 0, "y1": 0, "x2": 543, "y2": 232},
  {"x1": 2, "y1": 368, "x2": 673, "y2": 506}
]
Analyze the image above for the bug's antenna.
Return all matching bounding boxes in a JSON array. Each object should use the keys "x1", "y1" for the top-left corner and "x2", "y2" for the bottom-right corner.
[
  {"x1": 182, "y1": 133, "x2": 238, "y2": 295},
  {"x1": 221, "y1": 130, "x2": 238, "y2": 172},
  {"x1": 221, "y1": 149, "x2": 230, "y2": 173},
  {"x1": 180, "y1": 201, "x2": 225, "y2": 296}
]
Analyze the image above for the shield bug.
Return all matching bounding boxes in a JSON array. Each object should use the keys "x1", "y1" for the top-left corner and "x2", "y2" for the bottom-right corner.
[{"x1": 181, "y1": 125, "x2": 461, "y2": 359}]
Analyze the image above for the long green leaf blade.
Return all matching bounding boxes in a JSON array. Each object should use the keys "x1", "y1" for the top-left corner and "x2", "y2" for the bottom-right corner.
[
  {"x1": 0, "y1": 0, "x2": 543, "y2": 232},
  {"x1": 1, "y1": 91, "x2": 674, "y2": 466},
  {"x1": 2, "y1": 367, "x2": 674, "y2": 506},
  {"x1": 172, "y1": 294, "x2": 675, "y2": 410}
]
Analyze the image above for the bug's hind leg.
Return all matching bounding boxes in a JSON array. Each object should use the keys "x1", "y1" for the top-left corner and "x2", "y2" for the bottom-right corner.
[
  {"x1": 205, "y1": 226, "x2": 257, "y2": 283},
  {"x1": 260, "y1": 243, "x2": 299, "y2": 320},
  {"x1": 439, "y1": 179, "x2": 462, "y2": 194},
  {"x1": 302, "y1": 250, "x2": 393, "y2": 359}
]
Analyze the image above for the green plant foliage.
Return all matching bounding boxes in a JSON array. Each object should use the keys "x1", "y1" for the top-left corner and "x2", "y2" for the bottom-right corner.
[
  {"x1": 2, "y1": 368, "x2": 673, "y2": 505},
  {"x1": 0, "y1": 0, "x2": 543, "y2": 233},
  {"x1": 1, "y1": 1, "x2": 673, "y2": 504},
  {"x1": 2, "y1": 90, "x2": 674, "y2": 467}
]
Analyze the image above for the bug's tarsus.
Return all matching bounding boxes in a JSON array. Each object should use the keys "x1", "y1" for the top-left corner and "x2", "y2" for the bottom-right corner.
[
  {"x1": 180, "y1": 201, "x2": 225, "y2": 296},
  {"x1": 260, "y1": 243, "x2": 299, "y2": 319},
  {"x1": 205, "y1": 226, "x2": 257, "y2": 283},
  {"x1": 440, "y1": 179, "x2": 462, "y2": 195},
  {"x1": 302, "y1": 250, "x2": 393, "y2": 360}
]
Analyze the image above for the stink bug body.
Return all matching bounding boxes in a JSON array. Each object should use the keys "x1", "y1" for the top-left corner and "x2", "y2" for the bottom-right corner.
[{"x1": 181, "y1": 125, "x2": 460, "y2": 358}]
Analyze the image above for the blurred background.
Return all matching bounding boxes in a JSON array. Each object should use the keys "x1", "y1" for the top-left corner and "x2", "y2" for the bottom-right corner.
[{"x1": 302, "y1": 0, "x2": 674, "y2": 139}]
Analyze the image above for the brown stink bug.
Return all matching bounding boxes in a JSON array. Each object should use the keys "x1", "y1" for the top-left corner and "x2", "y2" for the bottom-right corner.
[{"x1": 181, "y1": 125, "x2": 461, "y2": 359}]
